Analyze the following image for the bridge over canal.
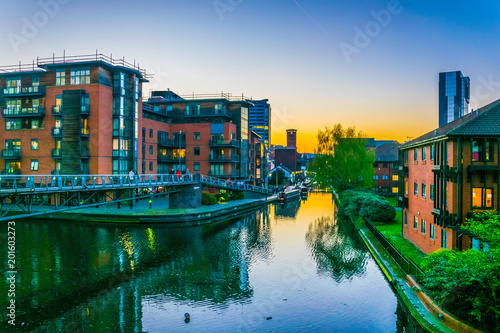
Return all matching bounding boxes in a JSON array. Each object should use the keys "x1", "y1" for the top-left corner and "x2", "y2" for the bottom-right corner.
[{"x1": 0, "y1": 173, "x2": 272, "y2": 222}]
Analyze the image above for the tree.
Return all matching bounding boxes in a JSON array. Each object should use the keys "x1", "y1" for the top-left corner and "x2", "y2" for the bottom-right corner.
[{"x1": 309, "y1": 124, "x2": 374, "y2": 192}]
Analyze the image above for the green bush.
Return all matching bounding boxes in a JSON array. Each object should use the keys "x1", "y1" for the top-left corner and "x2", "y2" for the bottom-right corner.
[
  {"x1": 237, "y1": 192, "x2": 245, "y2": 200},
  {"x1": 340, "y1": 190, "x2": 395, "y2": 223},
  {"x1": 220, "y1": 192, "x2": 230, "y2": 202},
  {"x1": 202, "y1": 192, "x2": 217, "y2": 205}
]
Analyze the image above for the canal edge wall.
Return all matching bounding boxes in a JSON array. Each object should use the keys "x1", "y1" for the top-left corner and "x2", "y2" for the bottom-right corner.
[{"x1": 34, "y1": 197, "x2": 277, "y2": 225}]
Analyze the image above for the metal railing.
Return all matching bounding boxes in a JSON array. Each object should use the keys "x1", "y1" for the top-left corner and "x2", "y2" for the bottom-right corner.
[
  {"x1": 209, "y1": 139, "x2": 240, "y2": 147},
  {"x1": 200, "y1": 174, "x2": 272, "y2": 195},
  {"x1": 209, "y1": 155, "x2": 240, "y2": 162},
  {"x1": 1, "y1": 149, "x2": 22, "y2": 159},
  {"x1": 0, "y1": 173, "x2": 196, "y2": 194},
  {"x1": 364, "y1": 217, "x2": 425, "y2": 284},
  {"x1": 2, "y1": 107, "x2": 45, "y2": 117},
  {"x1": 179, "y1": 92, "x2": 250, "y2": 101},
  {"x1": 1, "y1": 86, "x2": 45, "y2": 96}
]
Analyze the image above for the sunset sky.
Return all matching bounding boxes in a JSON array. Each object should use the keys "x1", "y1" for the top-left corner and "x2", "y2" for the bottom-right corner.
[{"x1": 2, "y1": 0, "x2": 500, "y2": 152}]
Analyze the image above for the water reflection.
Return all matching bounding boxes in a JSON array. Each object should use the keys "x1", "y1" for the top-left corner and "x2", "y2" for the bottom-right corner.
[
  {"x1": 305, "y1": 215, "x2": 370, "y2": 283},
  {"x1": 274, "y1": 199, "x2": 301, "y2": 219}
]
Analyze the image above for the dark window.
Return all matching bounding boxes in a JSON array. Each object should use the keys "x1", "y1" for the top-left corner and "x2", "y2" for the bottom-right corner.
[
  {"x1": 142, "y1": 128, "x2": 146, "y2": 142},
  {"x1": 149, "y1": 129, "x2": 153, "y2": 138},
  {"x1": 404, "y1": 211, "x2": 408, "y2": 225},
  {"x1": 430, "y1": 185, "x2": 434, "y2": 201},
  {"x1": 149, "y1": 162, "x2": 153, "y2": 171},
  {"x1": 194, "y1": 132, "x2": 200, "y2": 141},
  {"x1": 142, "y1": 144, "x2": 145, "y2": 155},
  {"x1": 373, "y1": 162, "x2": 378, "y2": 168},
  {"x1": 194, "y1": 162, "x2": 200, "y2": 171},
  {"x1": 194, "y1": 147, "x2": 200, "y2": 156},
  {"x1": 414, "y1": 182, "x2": 418, "y2": 196},
  {"x1": 414, "y1": 148, "x2": 418, "y2": 162},
  {"x1": 382, "y1": 163, "x2": 388, "y2": 168},
  {"x1": 142, "y1": 161, "x2": 145, "y2": 173},
  {"x1": 149, "y1": 145, "x2": 153, "y2": 155}
]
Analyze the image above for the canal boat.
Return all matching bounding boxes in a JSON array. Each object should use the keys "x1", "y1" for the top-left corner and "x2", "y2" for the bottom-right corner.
[{"x1": 279, "y1": 189, "x2": 301, "y2": 202}]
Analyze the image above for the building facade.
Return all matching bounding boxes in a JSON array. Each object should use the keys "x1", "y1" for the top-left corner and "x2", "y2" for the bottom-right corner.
[
  {"x1": 398, "y1": 99, "x2": 500, "y2": 254},
  {"x1": 286, "y1": 129, "x2": 297, "y2": 148},
  {"x1": 439, "y1": 71, "x2": 470, "y2": 127},
  {"x1": 247, "y1": 99, "x2": 271, "y2": 158},
  {"x1": 373, "y1": 141, "x2": 400, "y2": 195},
  {"x1": 0, "y1": 53, "x2": 147, "y2": 176}
]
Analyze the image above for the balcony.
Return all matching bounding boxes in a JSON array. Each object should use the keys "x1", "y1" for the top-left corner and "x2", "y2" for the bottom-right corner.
[
  {"x1": 157, "y1": 153, "x2": 186, "y2": 163},
  {"x1": 1, "y1": 85, "x2": 45, "y2": 97},
  {"x1": 1, "y1": 169, "x2": 21, "y2": 175},
  {"x1": 80, "y1": 127, "x2": 90, "y2": 137},
  {"x1": 51, "y1": 148, "x2": 62, "y2": 159},
  {"x1": 2, "y1": 106, "x2": 45, "y2": 117},
  {"x1": 112, "y1": 150, "x2": 129, "y2": 157},
  {"x1": 51, "y1": 169, "x2": 62, "y2": 175},
  {"x1": 209, "y1": 155, "x2": 240, "y2": 163},
  {"x1": 51, "y1": 127, "x2": 62, "y2": 137},
  {"x1": 113, "y1": 128, "x2": 130, "y2": 137},
  {"x1": 209, "y1": 139, "x2": 240, "y2": 147},
  {"x1": 1, "y1": 149, "x2": 21, "y2": 160},
  {"x1": 52, "y1": 105, "x2": 62, "y2": 115},
  {"x1": 157, "y1": 138, "x2": 186, "y2": 148},
  {"x1": 81, "y1": 104, "x2": 90, "y2": 115}
]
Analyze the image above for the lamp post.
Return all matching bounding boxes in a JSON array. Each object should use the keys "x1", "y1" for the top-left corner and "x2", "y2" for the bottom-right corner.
[{"x1": 178, "y1": 130, "x2": 182, "y2": 172}]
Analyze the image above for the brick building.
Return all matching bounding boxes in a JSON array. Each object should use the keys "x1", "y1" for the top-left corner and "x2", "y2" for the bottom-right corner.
[
  {"x1": 0, "y1": 54, "x2": 265, "y2": 183},
  {"x1": 398, "y1": 99, "x2": 500, "y2": 254},
  {"x1": 373, "y1": 141, "x2": 400, "y2": 195}
]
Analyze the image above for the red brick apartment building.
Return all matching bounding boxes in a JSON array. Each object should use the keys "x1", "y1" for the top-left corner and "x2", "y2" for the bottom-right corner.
[
  {"x1": 398, "y1": 99, "x2": 500, "y2": 254},
  {"x1": 0, "y1": 54, "x2": 265, "y2": 183},
  {"x1": 373, "y1": 141, "x2": 400, "y2": 195}
]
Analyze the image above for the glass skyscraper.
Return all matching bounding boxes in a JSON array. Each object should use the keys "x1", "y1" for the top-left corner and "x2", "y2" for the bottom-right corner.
[
  {"x1": 439, "y1": 71, "x2": 470, "y2": 127},
  {"x1": 247, "y1": 99, "x2": 271, "y2": 155}
]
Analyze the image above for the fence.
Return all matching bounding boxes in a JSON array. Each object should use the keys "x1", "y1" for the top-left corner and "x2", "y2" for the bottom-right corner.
[{"x1": 364, "y1": 217, "x2": 425, "y2": 284}]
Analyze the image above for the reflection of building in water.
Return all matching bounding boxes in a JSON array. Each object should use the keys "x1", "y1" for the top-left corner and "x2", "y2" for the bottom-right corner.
[
  {"x1": 274, "y1": 199, "x2": 301, "y2": 219},
  {"x1": 6, "y1": 209, "x2": 272, "y2": 331}
]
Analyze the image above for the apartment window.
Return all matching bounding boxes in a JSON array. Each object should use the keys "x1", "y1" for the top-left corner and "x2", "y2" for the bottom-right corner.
[
  {"x1": 142, "y1": 144, "x2": 145, "y2": 156},
  {"x1": 194, "y1": 147, "x2": 200, "y2": 156},
  {"x1": 56, "y1": 69, "x2": 66, "y2": 86},
  {"x1": 194, "y1": 162, "x2": 200, "y2": 171},
  {"x1": 31, "y1": 139, "x2": 38, "y2": 150},
  {"x1": 472, "y1": 139, "x2": 494, "y2": 162},
  {"x1": 373, "y1": 162, "x2": 378, "y2": 168},
  {"x1": 414, "y1": 148, "x2": 418, "y2": 162},
  {"x1": 142, "y1": 128, "x2": 146, "y2": 141},
  {"x1": 70, "y1": 68, "x2": 90, "y2": 85},
  {"x1": 414, "y1": 216, "x2": 418, "y2": 229},
  {"x1": 194, "y1": 132, "x2": 200, "y2": 141},
  {"x1": 142, "y1": 161, "x2": 145, "y2": 173},
  {"x1": 392, "y1": 187, "x2": 398, "y2": 193},
  {"x1": 414, "y1": 182, "x2": 418, "y2": 196},
  {"x1": 149, "y1": 162, "x2": 153, "y2": 171},
  {"x1": 431, "y1": 145, "x2": 435, "y2": 161},
  {"x1": 231, "y1": 133, "x2": 236, "y2": 140},
  {"x1": 421, "y1": 219, "x2": 426, "y2": 234},
  {"x1": 430, "y1": 185, "x2": 434, "y2": 201},
  {"x1": 392, "y1": 175, "x2": 398, "y2": 181},
  {"x1": 430, "y1": 224, "x2": 435, "y2": 240},
  {"x1": 382, "y1": 175, "x2": 388, "y2": 180},
  {"x1": 422, "y1": 147, "x2": 426, "y2": 161},
  {"x1": 149, "y1": 129, "x2": 153, "y2": 138},
  {"x1": 149, "y1": 145, "x2": 153, "y2": 155},
  {"x1": 405, "y1": 182, "x2": 408, "y2": 196},
  {"x1": 422, "y1": 183, "x2": 426, "y2": 198},
  {"x1": 30, "y1": 159, "x2": 39, "y2": 171},
  {"x1": 373, "y1": 175, "x2": 379, "y2": 180},
  {"x1": 404, "y1": 211, "x2": 408, "y2": 225},
  {"x1": 382, "y1": 163, "x2": 388, "y2": 168},
  {"x1": 441, "y1": 229, "x2": 448, "y2": 249},
  {"x1": 472, "y1": 188, "x2": 493, "y2": 209}
]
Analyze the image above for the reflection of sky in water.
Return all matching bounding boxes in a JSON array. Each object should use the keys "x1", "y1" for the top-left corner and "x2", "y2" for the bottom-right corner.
[{"x1": 1, "y1": 193, "x2": 422, "y2": 332}]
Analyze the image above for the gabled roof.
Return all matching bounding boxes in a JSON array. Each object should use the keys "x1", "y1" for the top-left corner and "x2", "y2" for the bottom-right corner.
[
  {"x1": 375, "y1": 141, "x2": 400, "y2": 161},
  {"x1": 401, "y1": 98, "x2": 500, "y2": 149}
]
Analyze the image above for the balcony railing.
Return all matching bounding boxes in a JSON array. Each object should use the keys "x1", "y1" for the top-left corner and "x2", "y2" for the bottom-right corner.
[
  {"x1": 112, "y1": 150, "x2": 129, "y2": 157},
  {"x1": 113, "y1": 129, "x2": 130, "y2": 137},
  {"x1": 209, "y1": 155, "x2": 240, "y2": 163},
  {"x1": 157, "y1": 138, "x2": 186, "y2": 148},
  {"x1": 208, "y1": 171, "x2": 240, "y2": 178},
  {"x1": 1, "y1": 169, "x2": 21, "y2": 175},
  {"x1": 1, "y1": 85, "x2": 45, "y2": 97},
  {"x1": 80, "y1": 128, "x2": 90, "y2": 137},
  {"x1": 209, "y1": 139, "x2": 240, "y2": 147},
  {"x1": 157, "y1": 154, "x2": 186, "y2": 163},
  {"x1": 52, "y1": 105, "x2": 62, "y2": 115},
  {"x1": 185, "y1": 109, "x2": 231, "y2": 117},
  {"x1": 51, "y1": 149, "x2": 62, "y2": 158},
  {"x1": 51, "y1": 127, "x2": 62, "y2": 137},
  {"x1": 1, "y1": 149, "x2": 21, "y2": 159},
  {"x1": 51, "y1": 169, "x2": 62, "y2": 175},
  {"x1": 81, "y1": 104, "x2": 90, "y2": 115},
  {"x1": 2, "y1": 107, "x2": 45, "y2": 117}
]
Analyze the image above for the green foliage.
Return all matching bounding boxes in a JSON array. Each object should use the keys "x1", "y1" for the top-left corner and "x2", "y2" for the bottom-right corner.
[
  {"x1": 201, "y1": 192, "x2": 217, "y2": 205},
  {"x1": 308, "y1": 124, "x2": 374, "y2": 192},
  {"x1": 270, "y1": 168, "x2": 287, "y2": 186},
  {"x1": 340, "y1": 190, "x2": 395, "y2": 224},
  {"x1": 421, "y1": 249, "x2": 500, "y2": 331},
  {"x1": 237, "y1": 192, "x2": 245, "y2": 200},
  {"x1": 465, "y1": 210, "x2": 500, "y2": 253}
]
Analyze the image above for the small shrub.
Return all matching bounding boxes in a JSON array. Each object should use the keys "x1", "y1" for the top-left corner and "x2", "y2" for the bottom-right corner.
[
  {"x1": 202, "y1": 193, "x2": 217, "y2": 205},
  {"x1": 237, "y1": 192, "x2": 245, "y2": 200},
  {"x1": 220, "y1": 192, "x2": 230, "y2": 202}
]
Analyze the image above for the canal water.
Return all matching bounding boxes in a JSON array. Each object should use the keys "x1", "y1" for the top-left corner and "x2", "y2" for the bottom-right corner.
[{"x1": 1, "y1": 193, "x2": 423, "y2": 332}]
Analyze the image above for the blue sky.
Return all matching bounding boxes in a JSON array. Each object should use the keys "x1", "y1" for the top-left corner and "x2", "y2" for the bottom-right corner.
[{"x1": 1, "y1": 0, "x2": 500, "y2": 152}]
